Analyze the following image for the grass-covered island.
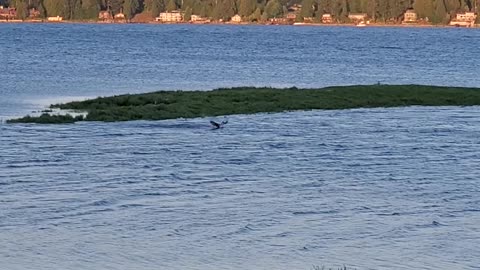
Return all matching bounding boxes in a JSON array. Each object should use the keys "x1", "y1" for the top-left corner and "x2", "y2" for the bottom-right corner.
[{"x1": 7, "y1": 85, "x2": 480, "y2": 124}]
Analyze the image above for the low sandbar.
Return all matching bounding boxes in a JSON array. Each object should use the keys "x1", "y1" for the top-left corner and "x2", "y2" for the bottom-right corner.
[{"x1": 7, "y1": 84, "x2": 480, "y2": 124}]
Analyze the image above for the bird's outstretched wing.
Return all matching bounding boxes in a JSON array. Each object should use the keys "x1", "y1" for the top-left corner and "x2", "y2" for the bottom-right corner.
[{"x1": 210, "y1": 120, "x2": 220, "y2": 129}]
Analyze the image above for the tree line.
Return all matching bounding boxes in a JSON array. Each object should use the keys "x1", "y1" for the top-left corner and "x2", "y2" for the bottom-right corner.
[{"x1": 2, "y1": 0, "x2": 478, "y2": 23}]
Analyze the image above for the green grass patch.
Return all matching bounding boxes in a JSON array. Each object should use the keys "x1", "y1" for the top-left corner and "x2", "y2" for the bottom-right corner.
[
  {"x1": 7, "y1": 113, "x2": 84, "y2": 124},
  {"x1": 8, "y1": 84, "x2": 480, "y2": 124}
]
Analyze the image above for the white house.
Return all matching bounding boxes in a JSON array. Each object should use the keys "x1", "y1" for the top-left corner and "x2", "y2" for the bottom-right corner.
[
  {"x1": 47, "y1": 16, "x2": 63, "y2": 22},
  {"x1": 231, "y1": 14, "x2": 241, "y2": 23},
  {"x1": 156, "y1": 11, "x2": 183, "y2": 22}
]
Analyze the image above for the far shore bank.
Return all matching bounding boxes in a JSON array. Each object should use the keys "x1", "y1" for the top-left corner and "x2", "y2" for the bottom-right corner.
[
  {"x1": 7, "y1": 84, "x2": 480, "y2": 124},
  {"x1": 1, "y1": 19, "x2": 479, "y2": 29}
]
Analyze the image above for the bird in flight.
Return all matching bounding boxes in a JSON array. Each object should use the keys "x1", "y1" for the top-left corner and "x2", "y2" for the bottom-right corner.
[{"x1": 210, "y1": 119, "x2": 228, "y2": 129}]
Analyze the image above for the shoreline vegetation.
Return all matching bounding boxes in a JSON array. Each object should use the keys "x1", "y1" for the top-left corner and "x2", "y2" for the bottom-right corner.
[
  {"x1": 7, "y1": 85, "x2": 480, "y2": 124},
  {"x1": 1, "y1": 19, "x2": 479, "y2": 28},
  {"x1": 1, "y1": 0, "x2": 479, "y2": 28}
]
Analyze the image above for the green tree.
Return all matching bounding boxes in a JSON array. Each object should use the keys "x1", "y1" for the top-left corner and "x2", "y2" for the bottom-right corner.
[
  {"x1": 151, "y1": 0, "x2": 163, "y2": 16},
  {"x1": 184, "y1": 5, "x2": 192, "y2": 19},
  {"x1": 264, "y1": 0, "x2": 282, "y2": 18},
  {"x1": 212, "y1": 0, "x2": 235, "y2": 20},
  {"x1": 110, "y1": 0, "x2": 124, "y2": 14},
  {"x1": 199, "y1": 2, "x2": 209, "y2": 17},
  {"x1": 299, "y1": 0, "x2": 315, "y2": 19},
  {"x1": 212, "y1": 0, "x2": 222, "y2": 19},
  {"x1": 73, "y1": 0, "x2": 84, "y2": 19},
  {"x1": 123, "y1": 0, "x2": 139, "y2": 19},
  {"x1": 43, "y1": 0, "x2": 64, "y2": 16},
  {"x1": 366, "y1": 0, "x2": 376, "y2": 21},
  {"x1": 38, "y1": 1, "x2": 47, "y2": 17},
  {"x1": 432, "y1": 0, "x2": 448, "y2": 23},
  {"x1": 249, "y1": 6, "x2": 261, "y2": 20},
  {"x1": 82, "y1": 0, "x2": 100, "y2": 19},
  {"x1": 414, "y1": 0, "x2": 434, "y2": 21},
  {"x1": 379, "y1": 0, "x2": 394, "y2": 21},
  {"x1": 392, "y1": 0, "x2": 413, "y2": 21},
  {"x1": 14, "y1": 0, "x2": 29, "y2": 19},
  {"x1": 318, "y1": 0, "x2": 334, "y2": 14},
  {"x1": 143, "y1": 0, "x2": 152, "y2": 11},
  {"x1": 223, "y1": 0, "x2": 236, "y2": 17},
  {"x1": 192, "y1": 0, "x2": 203, "y2": 14},
  {"x1": 338, "y1": 0, "x2": 349, "y2": 20},
  {"x1": 348, "y1": 0, "x2": 360, "y2": 12},
  {"x1": 181, "y1": 0, "x2": 193, "y2": 9},
  {"x1": 166, "y1": 0, "x2": 176, "y2": 10},
  {"x1": 238, "y1": 0, "x2": 256, "y2": 16},
  {"x1": 444, "y1": 0, "x2": 461, "y2": 11},
  {"x1": 15, "y1": 0, "x2": 474, "y2": 24},
  {"x1": 64, "y1": 0, "x2": 73, "y2": 19},
  {"x1": 261, "y1": 10, "x2": 268, "y2": 20}
]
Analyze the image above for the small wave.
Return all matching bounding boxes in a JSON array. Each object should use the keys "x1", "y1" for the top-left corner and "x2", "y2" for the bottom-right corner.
[
  {"x1": 222, "y1": 158, "x2": 254, "y2": 165},
  {"x1": 234, "y1": 224, "x2": 255, "y2": 234},
  {"x1": 292, "y1": 210, "x2": 339, "y2": 215},
  {"x1": 187, "y1": 178, "x2": 230, "y2": 186},
  {"x1": 378, "y1": 46, "x2": 403, "y2": 50},
  {"x1": 119, "y1": 203, "x2": 147, "y2": 208},
  {"x1": 415, "y1": 221, "x2": 446, "y2": 228},
  {"x1": 266, "y1": 142, "x2": 288, "y2": 149},
  {"x1": 91, "y1": 199, "x2": 115, "y2": 207}
]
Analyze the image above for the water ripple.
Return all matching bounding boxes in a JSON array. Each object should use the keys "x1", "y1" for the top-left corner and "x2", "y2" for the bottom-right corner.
[{"x1": 1, "y1": 107, "x2": 480, "y2": 269}]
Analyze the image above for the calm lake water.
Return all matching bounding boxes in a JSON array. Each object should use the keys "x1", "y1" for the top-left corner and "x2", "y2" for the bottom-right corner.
[{"x1": 1, "y1": 24, "x2": 480, "y2": 269}]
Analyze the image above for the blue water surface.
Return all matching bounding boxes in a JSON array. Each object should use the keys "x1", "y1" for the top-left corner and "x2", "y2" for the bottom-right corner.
[
  {"x1": 1, "y1": 24, "x2": 480, "y2": 269},
  {"x1": 1, "y1": 24, "x2": 480, "y2": 118}
]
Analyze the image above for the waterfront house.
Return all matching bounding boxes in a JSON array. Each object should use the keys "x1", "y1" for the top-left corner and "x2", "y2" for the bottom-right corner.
[
  {"x1": 156, "y1": 11, "x2": 182, "y2": 22},
  {"x1": 269, "y1": 17, "x2": 288, "y2": 24},
  {"x1": 114, "y1": 12, "x2": 125, "y2": 20},
  {"x1": 449, "y1": 12, "x2": 477, "y2": 27},
  {"x1": 28, "y1": 8, "x2": 40, "y2": 18},
  {"x1": 348, "y1": 13, "x2": 367, "y2": 23},
  {"x1": 456, "y1": 12, "x2": 476, "y2": 21},
  {"x1": 231, "y1": 14, "x2": 241, "y2": 23},
  {"x1": 47, "y1": 16, "x2": 63, "y2": 22},
  {"x1": 98, "y1": 10, "x2": 113, "y2": 21},
  {"x1": 286, "y1": 4, "x2": 301, "y2": 22},
  {"x1": 0, "y1": 6, "x2": 16, "y2": 20},
  {"x1": 190, "y1": 14, "x2": 209, "y2": 23},
  {"x1": 322, "y1": 14, "x2": 333, "y2": 23},
  {"x1": 190, "y1": 14, "x2": 200, "y2": 21},
  {"x1": 286, "y1": 12, "x2": 296, "y2": 21},
  {"x1": 403, "y1": 9, "x2": 417, "y2": 23},
  {"x1": 289, "y1": 4, "x2": 302, "y2": 12},
  {"x1": 303, "y1": 17, "x2": 313, "y2": 23}
]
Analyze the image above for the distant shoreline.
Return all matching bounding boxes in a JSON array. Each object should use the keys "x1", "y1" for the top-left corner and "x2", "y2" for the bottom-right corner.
[
  {"x1": 7, "y1": 85, "x2": 480, "y2": 124},
  {"x1": 1, "y1": 19, "x2": 479, "y2": 29}
]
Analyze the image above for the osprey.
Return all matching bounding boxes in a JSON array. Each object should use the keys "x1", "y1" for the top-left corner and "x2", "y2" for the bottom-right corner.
[{"x1": 210, "y1": 119, "x2": 228, "y2": 129}]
